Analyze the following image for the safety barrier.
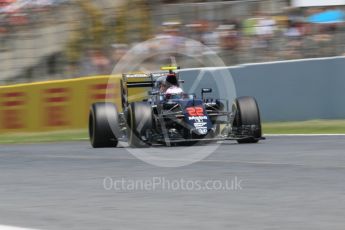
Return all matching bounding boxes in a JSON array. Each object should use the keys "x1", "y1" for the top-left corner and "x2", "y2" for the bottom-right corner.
[
  {"x1": 0, "y1": 76, "x2": 121, "y2": 134},
  {"x1": 179, "y1": 57, "x2": 345, "y2": 122},
  {"x1": 2, "y1": 56, "x2": 345, "y2": 134}
]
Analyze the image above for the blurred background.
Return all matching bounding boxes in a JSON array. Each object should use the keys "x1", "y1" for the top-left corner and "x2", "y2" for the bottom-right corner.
[{"x1": 1, "y1": 0, "x2": 345, "y2": 84}]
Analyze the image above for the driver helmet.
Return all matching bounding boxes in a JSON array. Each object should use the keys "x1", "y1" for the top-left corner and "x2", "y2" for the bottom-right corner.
[{"x1": 166, "y1": 73, "x2": 179, "y2": 87}]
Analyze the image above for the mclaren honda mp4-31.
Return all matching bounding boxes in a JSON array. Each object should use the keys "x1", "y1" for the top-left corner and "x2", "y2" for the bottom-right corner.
[{"x1": 89, "y1": 67, "x2": 264, "y2": 147}]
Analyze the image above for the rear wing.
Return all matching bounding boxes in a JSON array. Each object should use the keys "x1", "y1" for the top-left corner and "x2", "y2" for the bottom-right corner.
[
  {"x1": 122, "y1": 72, "x2": 173, "y2": 88},
  {"x1": 120, "y1": 72, "x2": 167, "y2": 109},
  {"x1": 122, "y1": 73, "x2": 154, "y2": 88},
  {"x1": 120, "y1": 71, "x2": 182, "y2": 109}
]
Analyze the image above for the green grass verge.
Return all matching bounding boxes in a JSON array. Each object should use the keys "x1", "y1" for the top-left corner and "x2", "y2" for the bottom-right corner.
[
  {"x1": 0, "y1": 120, "x2": 345, "y2": 144},
  {"x1": 0, "y1": 130, "x2": 88, "y2": 144},
  {"x1": 263, "y1": 119, "x2": 345, "y2": 134}
]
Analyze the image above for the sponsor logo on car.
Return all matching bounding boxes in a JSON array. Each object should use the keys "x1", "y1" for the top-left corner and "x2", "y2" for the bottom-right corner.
[
  {"x1": 196, "y1": 128, "x2": 208, "y2": 135},
  {"x1": 194, "y1": 122, "x2": 207, "y2": 128},
  {"x1": 188, "y1": 116, "x2": 208, "y2": 123},
  {"x1": 124, "y1": 74, "x2": 148, "y2": 78}
]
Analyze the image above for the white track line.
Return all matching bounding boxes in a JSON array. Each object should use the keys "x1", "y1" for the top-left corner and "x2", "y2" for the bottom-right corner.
[
  {"x1": 0, "y1": 226, "x2": 40, "y2": 230},
  {"x1": 265, "y1": 134, "x2": 345, "y2": 137}
]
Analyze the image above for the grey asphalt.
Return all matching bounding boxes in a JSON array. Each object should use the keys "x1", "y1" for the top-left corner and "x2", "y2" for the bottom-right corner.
[{"x1": 0, "y1": 136, "x2": 345, "y2": 230}]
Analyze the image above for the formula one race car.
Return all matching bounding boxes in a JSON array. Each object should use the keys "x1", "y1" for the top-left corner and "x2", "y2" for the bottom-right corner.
[{"x1": 89, "y1": 66, "x2": 264, "y2": 148}]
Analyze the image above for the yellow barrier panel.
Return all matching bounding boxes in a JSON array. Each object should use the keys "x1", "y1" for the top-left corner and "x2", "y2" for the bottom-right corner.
[{"x1": 0, "y1": 76, "x2": 122, "y2": 134}]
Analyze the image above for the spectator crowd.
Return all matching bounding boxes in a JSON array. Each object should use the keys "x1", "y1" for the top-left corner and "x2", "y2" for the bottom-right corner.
[
  {"x1": 79, "y1": 5, "x2": 345, "y2": 75},
  {"x1": 1, "y1": 0, "x2": 345, "y2": 82}
]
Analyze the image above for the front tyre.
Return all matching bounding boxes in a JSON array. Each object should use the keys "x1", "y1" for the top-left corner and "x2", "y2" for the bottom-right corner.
[
  {"x1": 89, "y1": 102, "x2": 119, "y2": 148},
  {"x1": 233, "y1": 96, "x2": 262, "y2": 144}
]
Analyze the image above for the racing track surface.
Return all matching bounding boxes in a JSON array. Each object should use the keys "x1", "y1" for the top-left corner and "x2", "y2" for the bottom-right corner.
[{"x1": 0, "y1": 136, "x2": 345, "y2": 230}]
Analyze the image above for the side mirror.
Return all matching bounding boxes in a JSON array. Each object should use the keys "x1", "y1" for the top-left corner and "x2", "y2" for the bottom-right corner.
[
  {"x1": 148, "y1": 90, "x2": 159, "y2": 96},
  {"x1": 202, "y1": 88, "x2": 212, "y2": 93},
  {"x1": 201, "y1": 88, "x2": 212, "y2": 100}
]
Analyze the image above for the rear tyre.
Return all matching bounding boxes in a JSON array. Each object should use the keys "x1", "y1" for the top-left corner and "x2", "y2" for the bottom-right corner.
[
  {"x1": 127, "y1": 102, "x2": 152, "y2": 148},
  {"x1": 89, "y1": 102, "x2": 119, "y2": 148},
  {"x1": 233, "y1": 96, "x2": 262, "y2": 144}
]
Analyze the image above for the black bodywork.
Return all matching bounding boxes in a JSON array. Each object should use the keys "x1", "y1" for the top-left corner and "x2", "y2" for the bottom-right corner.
[{"x1": 112, "y1": 71, "x2": 264, "y2": 147}]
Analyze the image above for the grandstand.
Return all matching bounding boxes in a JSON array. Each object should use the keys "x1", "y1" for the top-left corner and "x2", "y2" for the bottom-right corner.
[{"x1": 1, "y1": 0, "x2": 345, "y2": 84}]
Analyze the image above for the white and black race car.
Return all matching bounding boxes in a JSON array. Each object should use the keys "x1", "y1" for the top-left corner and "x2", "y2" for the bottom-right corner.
[{"x1": 89, "y1": 67, "x2": 264, "y2": 147}]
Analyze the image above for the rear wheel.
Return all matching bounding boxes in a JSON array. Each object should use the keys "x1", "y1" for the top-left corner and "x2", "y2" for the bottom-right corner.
[
  {"x1": 89, "y1": 102, "x2": 119, "y2": 148},
  {"x1": 127, "y1": 102, "x2": 153, "y2": 147},
  {"x1": 233, "y1": 96, "x2": 262, "y2": 144}
]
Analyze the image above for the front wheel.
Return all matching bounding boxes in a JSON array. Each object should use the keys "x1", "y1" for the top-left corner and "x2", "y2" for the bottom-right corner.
[{"x1": 232, "y1": 96, "x2": 262, "y2": 144}]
